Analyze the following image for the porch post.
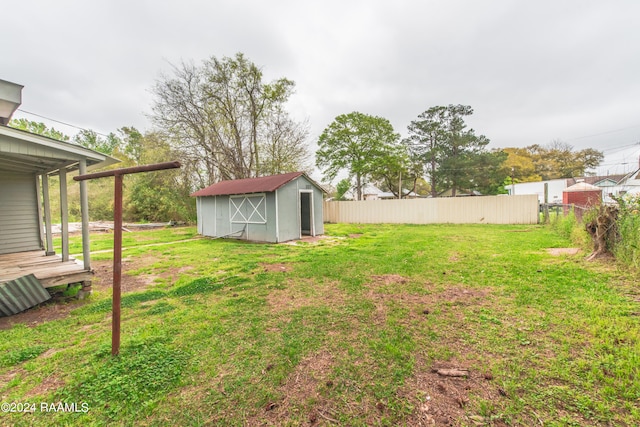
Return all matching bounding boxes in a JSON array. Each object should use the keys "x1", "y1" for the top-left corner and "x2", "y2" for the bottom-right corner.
[
  {"x1": 35, "y1": 174, "x2": 45, "y2": 250},
  {"x1": 59, "y1": 167, "x2": 69, "y2": 262},
  {"x1": 42, "y1": 173, "x2": 55, "y2": 255},
  {"x1": 79, "y1": 159, "x2": 91, "y2": 270}
]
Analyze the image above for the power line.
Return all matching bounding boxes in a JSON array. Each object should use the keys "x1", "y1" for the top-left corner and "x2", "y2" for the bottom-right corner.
[
  {"x1": 565, "y1": 124, "x2": 640, "y2": 141},
  {"x1": 601, "y1": 141, "x2": 640, "y2": 155},
  {"x1": 16, "y1": 108, "x2": 111, "y2": 138}
]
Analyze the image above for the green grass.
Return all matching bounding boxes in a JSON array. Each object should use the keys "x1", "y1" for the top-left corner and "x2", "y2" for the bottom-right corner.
[{"x1": 1, "y1": 224, "x2": 638, "y2": 426}]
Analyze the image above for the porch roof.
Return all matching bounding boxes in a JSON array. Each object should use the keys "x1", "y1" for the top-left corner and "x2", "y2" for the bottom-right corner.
[{"x1": 0, "y1": 125, "x2": 119, "y2": 174}]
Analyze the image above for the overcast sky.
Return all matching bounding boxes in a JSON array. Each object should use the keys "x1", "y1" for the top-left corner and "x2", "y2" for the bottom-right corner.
[{"x1": 3, "y1": 0, "x2": 640, "y2": 177}]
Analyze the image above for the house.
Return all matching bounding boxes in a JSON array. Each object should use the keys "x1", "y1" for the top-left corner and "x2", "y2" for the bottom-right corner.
[
  {"x1": 350, "y1": 184, "x2": 421, "y2": 201},
  {"x1": 608, "y1": 168, "x2": 640, "y2": 200},
  {"x1": 363, "y1": 184, "x2": 395, "y2": 200},
  {"x1": 191, "y1": 172, "x2": 324, "y2": 243},
  {"x1": 0, "y1": 79, "x2": 118, "y2": 314},
  {"x1": 437, "y1": 189, "x2": 482, "y2": 197},
  {"x1": 506, "y1": 173, "x2": 632, "y2": 204},
  {"x1": 506, "y1": 179, "x2": 568, "y2": 204}
]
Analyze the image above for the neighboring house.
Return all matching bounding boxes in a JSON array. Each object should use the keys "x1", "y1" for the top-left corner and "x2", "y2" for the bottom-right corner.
[
  {"x1": 353, "y1": 184, "x2": 421, "y2": 200},
  {"x1": 192, "y1": 172, "x2": 324, "y2": 243},
  {"x1": 0, "y1": 79, "x2": 118, "y2": 314},
  {"x1": 506, "y1": 172, "x2": 635, "y2": 204},
  {"x1": 437, "y1": 189, "x2": 482, "y2": 197},
  {"x1": 506, "y1": 179, "x2": 567, "y2": 204},
  {"x1": 609, "y1": 168, "x2": 640, "y2": 200},
  {"x1": 363, "y1": 184, "x2": 395, "y2": 200}
]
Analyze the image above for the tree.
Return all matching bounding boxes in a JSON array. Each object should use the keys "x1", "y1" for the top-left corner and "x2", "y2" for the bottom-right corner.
[
  {"x1": 258, "y1": 110, "x2": 311, "y2": 176},
  {"x1": 468, "y1": 149, "x2": 509, "y2": 195},
  {"x1": 335, "y1": 179, "x2": 351, "y2": 201},
  {"x1": 124, "y1": 131, "x2": 196, "y2": 222},
  {"x1": 503, "y1": 147, "x2": 541, "y2": 183},
  {"x1": 527, "y1": 141, "x2": 603, "y2": 180},
  {"x1": 370, "y1": 143, "x2": 423, "y2": 198},
  {"x1": 73, "y1": 129, "x2": 121, "y2": 155},
  {"x1": 316, "y1": 112, "x2": 400, "y2": 200},
  {"x1": 406, "y1": 105, "x2": 504, "y2": 196},
  {"x1": 504, "y1": 142, "x2": 604, "y2": 181},
  {"x1": 405, "y1": 107, "x2": 448, "y2": 197},
  {"x1": 150, "y1": 52, "x2": 308, "y2": 184},
  {"x1": 8, "y1": 118, "x2": 70, "y2": 141}
]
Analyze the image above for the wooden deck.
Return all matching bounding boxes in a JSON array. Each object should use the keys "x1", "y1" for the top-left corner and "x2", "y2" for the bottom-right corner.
[{"x1": 0, "y1": 250, "x2": 93, "y2": 288}]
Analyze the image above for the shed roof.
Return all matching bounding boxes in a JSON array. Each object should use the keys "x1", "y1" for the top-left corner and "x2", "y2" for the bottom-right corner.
[
  {"x1": 564, "y1": 182, "x2": 602, "y2": 192},
  {"x1": 191, "y1": 171, "x2": 319, "y2": 197}
]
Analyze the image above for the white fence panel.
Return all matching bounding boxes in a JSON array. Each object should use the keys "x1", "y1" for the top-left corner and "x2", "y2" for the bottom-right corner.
[{"x1": 323, "y1": 195, "x2": 539, "y2": 225}]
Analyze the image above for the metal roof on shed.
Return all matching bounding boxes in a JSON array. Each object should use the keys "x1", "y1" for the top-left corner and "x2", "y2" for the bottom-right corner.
[
  {"x1": 191, "y1": 172, "x2": 310, "y2": 197},
  {"x1": 564, "y1": 182, "x2": 602, "y2": 192}
]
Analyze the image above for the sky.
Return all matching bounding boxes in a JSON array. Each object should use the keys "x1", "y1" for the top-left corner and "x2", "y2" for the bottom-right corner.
[{"x1": 3, "y1": 0, "x2": 640, "y2": 179}]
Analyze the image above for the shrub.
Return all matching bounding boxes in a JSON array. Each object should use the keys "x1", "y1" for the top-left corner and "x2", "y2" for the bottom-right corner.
[{"x1": 614, "y1": 194, "x2": 640, "y2": 269}]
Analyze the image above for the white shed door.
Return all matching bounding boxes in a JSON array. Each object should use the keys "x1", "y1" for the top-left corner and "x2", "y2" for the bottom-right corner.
[
  {"x1": 230, "y1": 194, "x2": 266, "y2": 223},
  {"x1": 0, "y1": 173, "x2": 42, "y2": 254}
]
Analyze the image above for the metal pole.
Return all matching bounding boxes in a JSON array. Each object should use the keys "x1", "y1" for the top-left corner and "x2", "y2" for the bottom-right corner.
[
  {"x1": 112, "y1": 174, "x2": 123, "y2": 356},
  {"x1": 73, "y1": 160, "x2": 180, "y2": 357},
  {"x1": 511, "y1": 167, "x2": 515, "y2": 195}
]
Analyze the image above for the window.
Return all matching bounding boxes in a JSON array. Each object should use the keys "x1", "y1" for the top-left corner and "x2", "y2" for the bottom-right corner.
[{"x1": 230, "y1": 194, "x2": 266, "y2": 224}]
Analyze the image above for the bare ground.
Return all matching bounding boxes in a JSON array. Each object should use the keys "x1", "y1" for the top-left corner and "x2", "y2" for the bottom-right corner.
[{"x1": 0, "y1": 257, "x2": 179, "y2": 330}]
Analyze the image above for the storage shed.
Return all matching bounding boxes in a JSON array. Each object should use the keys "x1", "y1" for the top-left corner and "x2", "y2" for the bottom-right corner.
[
  {"x1": 563, "y1": 181, "x2": 602, "y2": 220},
  {"x1": 192, "y1": 172, "x2": 324, "y2": 243}
]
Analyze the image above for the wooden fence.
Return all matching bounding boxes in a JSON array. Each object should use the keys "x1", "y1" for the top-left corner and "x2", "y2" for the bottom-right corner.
[{"x1": 323, "y1": 195, "x2": 539, "y2": 225}]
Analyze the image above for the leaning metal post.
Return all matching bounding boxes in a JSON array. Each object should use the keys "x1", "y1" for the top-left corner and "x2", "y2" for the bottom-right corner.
[{"x1": 74, "y1": 161, "x2": 181, "y2": 356}]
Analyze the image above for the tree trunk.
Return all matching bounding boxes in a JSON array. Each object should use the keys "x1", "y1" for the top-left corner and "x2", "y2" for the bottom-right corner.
[
  {"x1": 585, "y1": 205, "x2": 618, "y2": 260},
  {"x1": 430, "y1": 158, "x2": 438, "y2": 198}
]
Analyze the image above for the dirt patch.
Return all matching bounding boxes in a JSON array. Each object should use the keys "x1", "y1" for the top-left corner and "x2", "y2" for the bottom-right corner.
[
  {"x1": 364, "y1": 275, "x2": 492, "y2": 327},
  {"x1": 266, "y1": 279, "x2": 347, "y2": 313},
  {"x1": 0, "y1": 257, "x2": 187, "y2": 330},
  {"x1": 261, "y1": 263, "x2": 292, "y2": 273},
  {"x1": 436, "y1": 287, "x2": 491, "y2": 304},
  {"x1": 348, "y1": 233, "x2": 363, "y2": 239},
  {"x1": 0, "y1": 368, "x2": 26, "y2": 400},
  {"x1": 370, "y1": 274, "x2": 409, "y2": 286},
  {"x1": 245, "y1": 350, "x2": 336, "y2": 426},
  {"x1": 400, "y1": 358, "x2": 505, "y2": 426},
  {"x1": 0, "y1": 298, "x2": 77, "y2": 330},
  {"x1": 23, "y1": 374, "x2": 66, "y2": 399},
  {"x1": 283, "y1": 235, "x2": 344, "y2": 246},
  {"x1": 546, "y1": 248, "x2": 581, "y2": 256},
  {"x1": 91, "y1": 259, "x2": 154, "y2": 293}
]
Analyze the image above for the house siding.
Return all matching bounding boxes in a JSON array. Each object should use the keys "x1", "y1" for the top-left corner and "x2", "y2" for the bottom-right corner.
[{"x1": 0, "y1": 172, "x2": 42, "y2": 254}]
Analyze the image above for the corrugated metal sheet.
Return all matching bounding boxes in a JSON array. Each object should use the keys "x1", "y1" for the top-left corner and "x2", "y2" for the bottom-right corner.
[
  {"x1": 323, "y1": 195, "x2": 539, "y2": 225},
  {"x1": 0, "y1": 274, "x2": 51, "y2": 317}
]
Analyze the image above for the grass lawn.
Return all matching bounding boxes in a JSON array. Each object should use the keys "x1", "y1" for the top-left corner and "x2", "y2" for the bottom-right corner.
[{"x1": 0, "y1": 223, "x2": 638, "y2": 426}]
